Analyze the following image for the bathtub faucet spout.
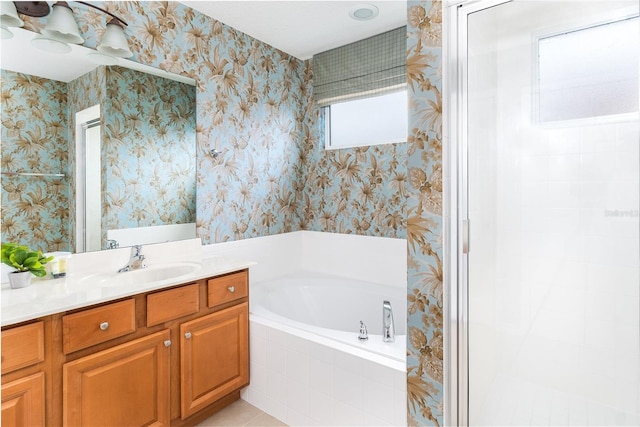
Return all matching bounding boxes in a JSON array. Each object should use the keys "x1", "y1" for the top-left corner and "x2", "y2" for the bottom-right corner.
[{"x1": 383, "y1": 301, "x2": 395, "y2": 343}]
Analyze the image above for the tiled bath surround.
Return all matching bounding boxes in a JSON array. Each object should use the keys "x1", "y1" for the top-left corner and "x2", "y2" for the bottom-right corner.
[
  {"x1": 204, "y1": 231, "x2": 407, "y2": 426},
  {"x1": 467, "y1": 4, "x2": 640, "y2": 423}
]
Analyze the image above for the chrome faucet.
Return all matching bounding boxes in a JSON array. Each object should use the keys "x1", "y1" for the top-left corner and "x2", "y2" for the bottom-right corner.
[
  {"x1": 358, "y1": 321, "x2": 369, "y2": 341},
  {"x1": 383, "y1": 301, "x2": 395, "y2": 343},
  {"x1": 118, "y1": 245, "x2": 146, "y2": 273}
]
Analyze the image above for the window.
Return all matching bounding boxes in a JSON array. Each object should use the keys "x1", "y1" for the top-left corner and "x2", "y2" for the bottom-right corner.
[
  {"x1": 538, "y1": 16, "x2": 639, "y2": 123},
  {"x1": 313, "y1": 26, "x2": 407, "y2": 149},
  {"x1": 323, "y1": 90, "x2": 407, "y2": 149}
]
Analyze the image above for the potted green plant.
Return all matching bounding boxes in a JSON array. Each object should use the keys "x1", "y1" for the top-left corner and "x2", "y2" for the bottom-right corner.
[{"x1": 1, "y1": 243, "x2": 53, "y2": 289}]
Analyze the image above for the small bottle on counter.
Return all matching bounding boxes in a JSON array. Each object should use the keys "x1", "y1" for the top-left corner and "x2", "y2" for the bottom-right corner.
[
  {"x1": 51, "y1": 258, "x2": 67, "y2": 278},
  {"x1": 47, "y1": 252, "x2": 70, "y2": 279}
]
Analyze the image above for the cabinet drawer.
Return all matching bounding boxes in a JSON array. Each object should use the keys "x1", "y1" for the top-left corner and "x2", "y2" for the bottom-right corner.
[
  {"x1": 207, "y1": 271, "x2": 248, "y2": 308},
  {"x1": 62, "y1": 299, "x2": 136, "y2": 354},
  {"x1": 1, "y1": 322, "x2": 45, "y2": 375},
  {"x1": 147, "y1": 283, "x2": 199, "y2": 326}
]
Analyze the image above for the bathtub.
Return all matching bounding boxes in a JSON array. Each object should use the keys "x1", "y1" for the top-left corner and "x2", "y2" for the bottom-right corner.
[
  {"x1": 251, "y1": 271, "x2": 406, "y2": 363},
  {"x1": 243, "y1": 272, "x2": 407, "y2": 426}
]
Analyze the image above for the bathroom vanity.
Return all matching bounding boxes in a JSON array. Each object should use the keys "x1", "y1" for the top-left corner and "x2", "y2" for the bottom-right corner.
[{"x1": 0, "y1": 241, "x2": 252, "y2": 427}]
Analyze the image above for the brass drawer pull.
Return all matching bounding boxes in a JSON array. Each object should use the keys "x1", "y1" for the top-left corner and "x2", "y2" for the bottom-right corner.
[
  {"x1": 228, "y1": 286, "x2": 235, "y2": 293},
  {"x1": 99, "y1": 322, "x2": 109, "y2": 331}
]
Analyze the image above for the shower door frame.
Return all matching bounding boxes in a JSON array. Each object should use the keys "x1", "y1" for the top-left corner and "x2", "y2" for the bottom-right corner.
[
  {"x1": 444, "y1": 1, "x2": 512, "y2": 426},
  {"x1": 447, "y1": 1, "x2": 640, "y2": 425}
]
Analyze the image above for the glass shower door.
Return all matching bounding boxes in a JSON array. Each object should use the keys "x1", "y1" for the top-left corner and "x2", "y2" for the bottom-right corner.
[{"x1": 465, "y1": 1, "x2": 639, "y2": 425}]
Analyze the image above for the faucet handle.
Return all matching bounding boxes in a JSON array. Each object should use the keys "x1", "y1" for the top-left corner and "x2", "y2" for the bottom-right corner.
[{"x1": 358, "y1": 321, "x2": 369, "y2": 341}]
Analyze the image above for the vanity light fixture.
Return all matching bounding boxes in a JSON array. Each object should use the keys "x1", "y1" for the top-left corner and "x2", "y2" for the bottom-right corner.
[
  {"x1": 40, "y1": 1, "x2": 84, "y2": 45},
  {"x1": 13, "y1": 1, "x2": 132, "y2": 58},
  {"x1": 349, "y1": 4, "x2": 379, "y2": 21},
  {"x1": 96, "y1": 18, "x2": 132, "y2": 58},
  {"x1": 0, "y1": 1, "x2": 24, "y2": 39}
]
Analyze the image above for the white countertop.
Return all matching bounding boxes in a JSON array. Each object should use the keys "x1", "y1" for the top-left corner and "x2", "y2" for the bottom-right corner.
[{"x1": 1, "y1": 255, "x2": 255, "y2": 327}]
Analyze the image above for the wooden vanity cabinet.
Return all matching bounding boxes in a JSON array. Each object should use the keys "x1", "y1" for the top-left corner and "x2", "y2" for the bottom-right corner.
[
  {"x1": 1, "y1": 372, "x2": 45, "y2": 427},
  {"x1": 180, "y1": 302, "x2": 249, "y2": 419},
  {"x1": 1, "y1": 268, "x2": 250, "y2": 427},
  {"x1": 63, "y1": 330, "x2": 171, "y2": 426},
  {"x1": 1, "y1": 321, "x2": 46, "y2": 427}
]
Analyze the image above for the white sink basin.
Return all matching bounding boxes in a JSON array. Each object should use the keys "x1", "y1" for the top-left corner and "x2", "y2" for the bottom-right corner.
[{"x1": 78, "y1": 262, "x2": 202, "y2": 287}]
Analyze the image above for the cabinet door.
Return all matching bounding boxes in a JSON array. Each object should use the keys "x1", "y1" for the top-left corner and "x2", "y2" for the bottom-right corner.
[
  {"x1": 63, "y1": 330, "x2": 171, "y2": 427},
  {"x1": 180, "y1": 302, "x2": 249, "y2": 419},
  {"x1": 1, "y1": 372, "x2": 45, "y2": 427}
]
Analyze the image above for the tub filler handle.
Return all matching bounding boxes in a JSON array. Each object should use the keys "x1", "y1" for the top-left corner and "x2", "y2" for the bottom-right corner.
[
  {"x1": 383, "y1": 301, "x2": 395, "y2": 343},
  {"x1": 358, "y1": 321, "x2": 369, "y2": 341}
]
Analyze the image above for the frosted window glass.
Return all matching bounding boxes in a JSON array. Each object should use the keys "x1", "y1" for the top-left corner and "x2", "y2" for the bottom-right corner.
[
  {"x1": 326, "y1": 90, "x2": 407, "y2": 149},
  {"x1": 538, "y1": 16, "x2": 639, "y2": 122}
]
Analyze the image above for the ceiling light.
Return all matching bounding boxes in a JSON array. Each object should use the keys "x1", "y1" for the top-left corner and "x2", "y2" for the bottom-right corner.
[
  {"x1": 0, "y1": 1, "x2": 23, "y2": 27},
  {"x1": 0, "y1": 1, "x2": 24, "y2": 39},
  {"x1": 349, "y1": 4, "x2": 379, "y2": 21},
  {"x1": 16, "y1": 1, "x2": 132, "y2": 59},
  {"x1": 41, "y1": 1, "x2": 84, "y2": 45},
  {"x1": 97, "y1": 18, "x2": 132, "y2": 58}
]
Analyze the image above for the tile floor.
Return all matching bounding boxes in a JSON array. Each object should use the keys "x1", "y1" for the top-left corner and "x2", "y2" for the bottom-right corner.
[{"x1": 196, "y1": 399, "x2": 287, "y2": 427}]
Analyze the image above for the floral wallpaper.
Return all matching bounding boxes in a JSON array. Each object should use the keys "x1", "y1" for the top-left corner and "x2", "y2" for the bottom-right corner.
[
  {"x1": 1, "y1": 70, "x2": 71, "y2": 252},
  {"x1": 406, "y1": 1, "x2": 445, "y2": 425},
  {"x1": 103, "y1": 66, "x2": 196, "y2": 233},
  {"x1": 299, "y1": 133, "x2": 408, "y2": 238},
  {"x1": 7, "y1": 0, "x2": 446, "y2": 423}
]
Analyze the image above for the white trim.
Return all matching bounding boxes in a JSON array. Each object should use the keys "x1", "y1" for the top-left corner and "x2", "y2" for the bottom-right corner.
[
  {"x1": 74, "y1": 104, "x2": 100, "y2": 253},
  {"x1": 445, "y1": 1, "x2": 513, "y2": 426},
  {"x1": 324, "y1": 139, "x2": 407, "y2": 151}
]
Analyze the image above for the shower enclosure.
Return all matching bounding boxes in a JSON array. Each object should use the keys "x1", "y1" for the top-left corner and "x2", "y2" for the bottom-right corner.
[{"x1": 448, "y1": 0, "x2": 640, "y2": 425}]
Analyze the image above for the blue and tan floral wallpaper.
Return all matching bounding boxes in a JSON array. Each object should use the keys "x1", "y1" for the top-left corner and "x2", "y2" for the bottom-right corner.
[
  {"x1": 2, "y1": 65, "x2": 195, "y2": 251},
  {"x1": 406, "y1": 1, "x2": 444, "y2": 425},
  {"x1": 103, "y1": 66, "x2": 196, "y2": 233},
  {"x1": 1, "y1": 70, "x2": 71, "y2": 252},
  {"x1": 9, "y1": 1, "x2": 408, "y2": 244},
  {"x1": 4, "y1": 0, "x2": 445, "y2": 423}
]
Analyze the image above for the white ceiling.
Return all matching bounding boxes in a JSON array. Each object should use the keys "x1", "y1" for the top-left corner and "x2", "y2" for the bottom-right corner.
[{"x1": 180, "y1": 1, "x2": 407, "y2": 59}]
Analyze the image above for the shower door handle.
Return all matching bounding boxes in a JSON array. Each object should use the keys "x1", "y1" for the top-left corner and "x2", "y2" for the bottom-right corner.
[{"x1": 463, "y1": 219, "x2": 470, "y2": 254}]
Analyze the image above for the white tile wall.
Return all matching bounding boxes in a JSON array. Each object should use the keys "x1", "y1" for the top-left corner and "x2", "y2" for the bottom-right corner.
[
  {"x1": 204, "y1": 231, "x2": 408, "y2": 426},
  {"x1": 468, "y1": 6, "x2": 639, "y2": 424},
  {"x1": 203, "y1": 231, "x2": 407, "y2": 288},
  {"x1": 242, "y1": 320, "x2": 407, "y2": 427}
]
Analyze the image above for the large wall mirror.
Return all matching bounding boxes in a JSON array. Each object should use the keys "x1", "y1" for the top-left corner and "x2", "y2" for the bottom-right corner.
[{"x1": 1, "y1": 27, "x2": 197, "y2": 254}]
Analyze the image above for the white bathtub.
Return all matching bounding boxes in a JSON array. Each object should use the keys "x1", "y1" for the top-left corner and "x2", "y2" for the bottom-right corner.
[
  {"x1": 251, "y1": 272, "x2": 406, "y2": 363},
  {"x1": 244, "y1": 272, "x2": 407, "y2": 426}
]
